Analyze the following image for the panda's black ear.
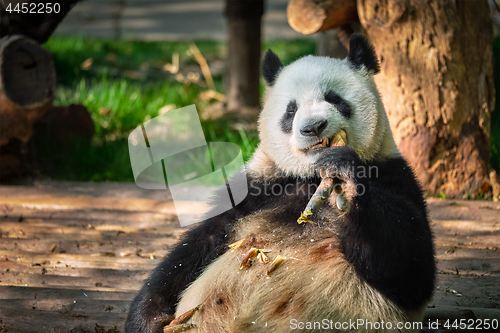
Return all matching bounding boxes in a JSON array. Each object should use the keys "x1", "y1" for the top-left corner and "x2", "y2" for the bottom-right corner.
[
  {"x1": 348, "y1": 33, "x2": 380, "y2": 74},
  {"x1": 262, "y1": 49, "x2": 284, "y2": 86}
]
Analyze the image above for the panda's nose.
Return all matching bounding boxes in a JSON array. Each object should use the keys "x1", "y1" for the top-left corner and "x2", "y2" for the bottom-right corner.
[{"x1": 300, "y1": 120, "x2": 328, "y2": 137}]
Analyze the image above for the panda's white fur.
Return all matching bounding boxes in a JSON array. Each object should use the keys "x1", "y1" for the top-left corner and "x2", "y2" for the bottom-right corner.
[
  {"x1": 125, "y1": 34, "x2": 435, "y2": 333},
  {"x1": 252, "y1": 55, "x2": 400, "y2": 179}
]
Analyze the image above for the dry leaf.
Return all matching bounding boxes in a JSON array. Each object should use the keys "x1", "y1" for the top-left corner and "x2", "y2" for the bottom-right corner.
[
  {"x1": 267, "y1": 255, "x2": 286, "y2": 276},
  {"x1": 158, "y1": 104, "x2": 177, "y2": 115},
  {"x1": 199, "y1": 90, "x2": 226, "y2": 102},
  {"x1": 106, "y1": 53, "x2": 117, "y2": 61},
  {"x1": 257, "y1": 251, "x2": 269, "y2": 264},
  {"x1": 163, "y1": 52, "x2": 179, "y2": 74},
  {"x1": 240, "y1": 248, "x2": 259, "y2": 269},
  {"x1": 80, "y1": 58, "x2": 93, "y2": 70},
  {"x1": 228, "y1": 238, "x2": 246, "y2": 250}
]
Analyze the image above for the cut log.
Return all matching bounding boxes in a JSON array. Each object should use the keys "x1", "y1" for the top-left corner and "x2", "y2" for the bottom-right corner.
[
  {"x1": 287, "y1": 0, "x2": 358, "y2": 35},
  {"x1": 0, "y1": 35, "x2": 55, "y2": 145}
]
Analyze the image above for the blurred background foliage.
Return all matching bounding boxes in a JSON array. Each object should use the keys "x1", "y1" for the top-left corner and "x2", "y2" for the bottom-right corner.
[
  {"x1": 43, "y1": 36, "x2": 315, "y2": 181},
  {"x1": 42, "y1": 35, "x2": 498, "y2": 182}
]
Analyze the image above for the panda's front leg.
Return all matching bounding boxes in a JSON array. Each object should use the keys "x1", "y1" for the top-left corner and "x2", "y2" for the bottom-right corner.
[
  {"x1": 315, "y1": 146, "x2": 368, "y2": 212},
  {"x1": 314, "y1": 145, "x2": 436, "y2": 312}
]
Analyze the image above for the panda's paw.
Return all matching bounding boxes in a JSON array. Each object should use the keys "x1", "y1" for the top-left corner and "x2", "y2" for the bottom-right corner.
[
  {"x1": 315, "y1": 146, "x2": 363, "y2": 181},
  {"x1": 327, "y1": 176, "x2": 357, "y2": 211},
  {"x1": 316, "y1": 146, "x2": 367, "y2": 208}
]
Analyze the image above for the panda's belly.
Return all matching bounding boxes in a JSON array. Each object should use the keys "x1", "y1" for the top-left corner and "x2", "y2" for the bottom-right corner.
[{"x1": 175, "y1": 222, "x2": 422, "y2": 333}]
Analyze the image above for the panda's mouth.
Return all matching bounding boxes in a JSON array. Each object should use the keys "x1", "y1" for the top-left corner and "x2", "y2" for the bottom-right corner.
[{"x1": 305, "y1": 129, "x2": 347, "y2": 150}]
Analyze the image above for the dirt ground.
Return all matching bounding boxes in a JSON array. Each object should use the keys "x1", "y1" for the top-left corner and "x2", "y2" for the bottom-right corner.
[{"x1": 0, "y1": 181, "x2": 499, "y2": 332}]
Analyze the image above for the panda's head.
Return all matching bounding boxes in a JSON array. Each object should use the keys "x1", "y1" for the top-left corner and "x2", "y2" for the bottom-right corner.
[{"x1": 254, "y1": 33, "x2": 400, "y2": 178}]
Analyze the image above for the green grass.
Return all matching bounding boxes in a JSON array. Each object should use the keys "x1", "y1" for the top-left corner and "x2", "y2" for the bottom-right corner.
[
  {"x1": 42, "y1": 36, "x2": 316, "y2": 181},
  {"x1": 46, "y1": 37, "x2": 227, "y2": 87}
]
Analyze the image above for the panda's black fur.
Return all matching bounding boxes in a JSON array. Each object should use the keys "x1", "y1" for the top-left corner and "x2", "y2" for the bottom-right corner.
[
  {"x1": 126, "y1": 34, "x2": 436, "y2": 333},
  {"x1": 347, "y1": 33, "x2": 380, "y2": 74},
  {"x1": 281, "y1": 100, "x2": 297, "y2": 133},
  {"x1": 125, "y1": 174, "x2": 316, "y2": 332},
  {"x1": 262, "y1": 48, "x2": 284, "y2": 86}
]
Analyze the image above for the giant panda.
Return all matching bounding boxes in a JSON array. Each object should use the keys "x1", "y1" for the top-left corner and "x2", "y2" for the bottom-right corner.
[{"x1": 126, "y1": 33, "x2": 436, "y2": 333}]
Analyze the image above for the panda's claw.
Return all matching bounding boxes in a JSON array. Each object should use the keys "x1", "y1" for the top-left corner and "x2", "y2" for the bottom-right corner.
[
  {"x1": 320, "y1": 168, "x2": 327, "y2": 179},
  {"x1": 336, "y1": 193, "x2": 351, "y2": 211},
  {"x1": 326, "y1": 168, "x2": 337, "y2": 179},
  {"x1": 319, "y1": 167, "x2": 340, "y2": 180}
]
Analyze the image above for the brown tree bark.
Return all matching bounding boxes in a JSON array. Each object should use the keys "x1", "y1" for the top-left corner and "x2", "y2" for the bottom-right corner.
[{"x1": 357, "y1": 0, "x2": 495, "y2": 198}]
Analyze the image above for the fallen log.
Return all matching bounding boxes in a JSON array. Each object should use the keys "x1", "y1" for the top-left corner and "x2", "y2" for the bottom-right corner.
[
  {"x1": 0, "y1": 35, "x2": 55, "y2": 146},
  {"x1": 287, "y1": 0, "x2": 358, "y2": 35}
]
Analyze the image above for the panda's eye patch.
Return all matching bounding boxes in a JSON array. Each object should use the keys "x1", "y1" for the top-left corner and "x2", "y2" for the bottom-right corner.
[
  {"x1": 281, "y1": 100, "x2": 297, "y2": 133},
  {"x1": 324, "y1": 90, "x2": 351, "y2": 118},
  {"x1": 286, "y1": 100, "x2": 298, "y2": 114}
]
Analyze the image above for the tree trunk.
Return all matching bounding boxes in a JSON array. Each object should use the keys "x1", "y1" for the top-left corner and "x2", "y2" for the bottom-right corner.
[
  {"x1": 357, "y1": 0, "x2": 495, "y2": 198},
  {"x1": 224, "y1": 0, "x2": 264, "y2": 116}
]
